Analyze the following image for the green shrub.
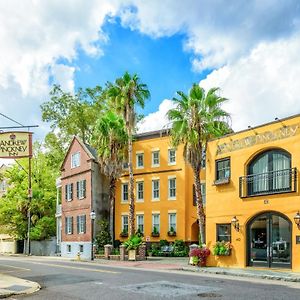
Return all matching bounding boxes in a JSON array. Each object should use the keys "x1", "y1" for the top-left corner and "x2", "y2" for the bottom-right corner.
[{"x1": 123, "y1": 234, "x2": 142, "y2": 250}]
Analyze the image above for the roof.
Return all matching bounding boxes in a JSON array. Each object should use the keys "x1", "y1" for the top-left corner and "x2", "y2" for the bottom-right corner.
[
  {"x1": 60, "y1": 136, "x2": 97, "y2": 171},
  {"x1": 134, "y1": 128, "x2": 170, "y2": 141}
]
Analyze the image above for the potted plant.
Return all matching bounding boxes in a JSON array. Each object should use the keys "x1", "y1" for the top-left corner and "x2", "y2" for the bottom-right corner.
[
  {"x1": 189, "y1": 245, "x2": 210, "y2": 267},
  {"x1": 213, "y1": 241, "x2": 231, "y2": 256},
  {"x1": 123, "y1": 234, "x2": 143, "y2": 261},
  {"x1": 167, "y1": 226, "x2": 176, "y2": 237},
  {"x1": 151, "y1": 226, "x2": 160, "y2": 237},
  {"x1": 120, "y1": 229, "x2": 128, "y2": 237}
]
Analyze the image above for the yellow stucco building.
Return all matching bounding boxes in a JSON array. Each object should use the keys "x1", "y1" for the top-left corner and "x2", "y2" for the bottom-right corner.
[
  {"x1": 115, "y1": 131, "x2": 205, "y2": 244},
  {"x1": 206, "y1": 114, "x2": 300, "y2": 271}
]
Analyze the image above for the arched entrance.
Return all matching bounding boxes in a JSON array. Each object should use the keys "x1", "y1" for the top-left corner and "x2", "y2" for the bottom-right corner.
[{"x1": 247, "y1": 212, "x2": 291, "y2": 268}]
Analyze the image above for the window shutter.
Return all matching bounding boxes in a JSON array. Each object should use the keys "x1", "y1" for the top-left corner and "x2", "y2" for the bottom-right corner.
[
  {"x1": 65, "y1": 185, "x2": 68, "y2": 200},
  {"x1": 65, "y1": 217, "x2": 68, "y2": 234},
  {"x1": 83, "y1": 215, "x2": 86, "y2": 233},
  {"x1": 76, "y1": 181, "x2": 79, "y2": 199},
  {"x1": 71, "y1": 216, "x2": 73, "y2": 234},
  {"x1": 83, "y1": 180, "x2": 86, "y2": 198},
  {"x1": 77, "y1": 216, "x2": 80, "y2": 233},
  {"x1": 70, "y1": 183, "x2": 73, "y2": 200}
]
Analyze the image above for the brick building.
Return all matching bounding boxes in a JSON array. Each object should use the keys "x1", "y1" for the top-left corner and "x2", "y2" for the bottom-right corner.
[{"x1": 59, "y1": 136, "x2": 109, "y2": 259}]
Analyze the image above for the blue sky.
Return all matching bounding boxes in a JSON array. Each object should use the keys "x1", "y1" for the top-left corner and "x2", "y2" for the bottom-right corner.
[
  {"x1": 0, "y1": 1, "x2": 300, "y2": 137},
  {"x1": 74, "y1": 19, "x2": 208, "y2": 115}
]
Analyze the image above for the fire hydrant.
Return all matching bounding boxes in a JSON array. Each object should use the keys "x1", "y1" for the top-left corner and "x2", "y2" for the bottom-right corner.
[{"x1": 77, "y1": 252, "x2": 81, "y2": 261}]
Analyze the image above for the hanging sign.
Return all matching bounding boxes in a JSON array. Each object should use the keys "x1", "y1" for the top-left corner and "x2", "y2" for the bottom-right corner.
[{"x1": 0, "y1": 131, "x2": 32, "y2": 158}]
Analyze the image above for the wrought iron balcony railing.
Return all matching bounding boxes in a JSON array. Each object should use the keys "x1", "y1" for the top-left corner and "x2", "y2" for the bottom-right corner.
[{"x1": 239, "y1": 167, "x2": 297, "y2": 198}]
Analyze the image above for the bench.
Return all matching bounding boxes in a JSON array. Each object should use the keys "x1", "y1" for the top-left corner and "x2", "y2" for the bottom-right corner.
[{"x1": 161, "y1": 245, "x2": 174, "y2": 256}]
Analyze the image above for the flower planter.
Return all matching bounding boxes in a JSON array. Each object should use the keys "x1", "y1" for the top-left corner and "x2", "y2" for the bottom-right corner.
[
  {"x1": 120, "y1": 232, "x2": 128, "y2": 238},
  {"x1": 151, "y1": 232, "x2": 160, "y2": 237},
  {"x1": 167, "y1": 231, "x2": 176, "y2": 237},
  {"x1": 128, "y1": 249, "x2": 137, "y2": 261}
]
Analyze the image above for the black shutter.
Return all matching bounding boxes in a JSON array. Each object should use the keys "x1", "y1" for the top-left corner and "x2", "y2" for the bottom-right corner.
[
  {"x1": 70, "y1": 183, "x2": 73, "y2": 200},
  {"x1": 77, "y1": 216, "x2": 80, "y2": 233},
  {"x1": 71, "y1": 216, "x2": 73, "y2": 234},
  {"x1": 65, "y1": 217, "x2": 68, "y2": 234},
  {"x1": 76, "y1": 181, "x2": 79, "y2": 199},
  {"x1": 83, "y1": 215, "x2": 86, "y2": 233},
  {"x1": 65, "y1": 185, "x2": 68, "y2": 200},
  {"x1": 83, "y1": 180, "x2": 86, "y2": 198}
]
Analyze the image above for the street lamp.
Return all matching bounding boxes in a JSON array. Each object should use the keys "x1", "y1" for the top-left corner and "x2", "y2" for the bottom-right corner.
[
  {"x1": 90, "y1": 210, "x2": 96, "y2": 261},
  {"x1": 231, "y1": 216, "x2": 240, "y2": 232}
]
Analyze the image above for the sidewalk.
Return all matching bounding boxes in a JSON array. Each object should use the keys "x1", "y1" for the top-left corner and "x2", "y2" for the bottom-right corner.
[
  {"x1": 95, "y1": 256, "x2": 300, "y2": 283},
  {"x1": 0, "y1": 273, "x2": 40, "y2": 299}
]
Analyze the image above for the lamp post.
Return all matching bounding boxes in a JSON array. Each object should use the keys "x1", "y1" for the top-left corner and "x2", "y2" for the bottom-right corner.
[{"x1": 90, "y1": 210, "x2": 96, "y2": 261}]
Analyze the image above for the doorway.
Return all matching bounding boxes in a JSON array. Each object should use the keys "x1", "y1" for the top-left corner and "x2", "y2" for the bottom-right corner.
[{"x1": 247, "y1": 212, "x2": 291, "y2": 268}]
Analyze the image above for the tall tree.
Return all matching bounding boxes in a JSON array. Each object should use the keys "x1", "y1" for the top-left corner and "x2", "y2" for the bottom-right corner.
[
  {"x1": 168, "y1": 84, "x2": 230, "y2": 244},
  {"x1": 41, "y1": 85, "x2": 104, "y2": 144},
  {"x1": 93, "y1": 111, "x2": 127, "y2": 244},
  {"x1": 107, "y1": 72, "x2": 150, "y2": 236},
  {"x1": 0, "y1": 143, "x2": 57, "y2": 241}
]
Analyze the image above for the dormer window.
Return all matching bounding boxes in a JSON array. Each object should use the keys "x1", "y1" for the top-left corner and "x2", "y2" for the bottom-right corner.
[{"x1": 71, "y1": 152, "x2": 80, "y2": 168}]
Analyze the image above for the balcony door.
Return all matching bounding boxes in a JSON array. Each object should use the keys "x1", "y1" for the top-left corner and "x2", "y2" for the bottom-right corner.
[
  {"x1": 248, "y1": 150, "x2": 291, "y2": 196},
  {"x1": 247, "y1": 212, "x2": 291, "y2": 268}
]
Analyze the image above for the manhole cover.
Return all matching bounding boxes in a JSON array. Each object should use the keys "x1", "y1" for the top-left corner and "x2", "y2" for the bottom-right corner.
[{"x1": 120, "y1": 281, "x2": 221, "y2": 297}]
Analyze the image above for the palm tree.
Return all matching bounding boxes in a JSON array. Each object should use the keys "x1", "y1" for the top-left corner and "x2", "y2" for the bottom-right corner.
[
  {"x1": 107, "y1": 72, "x2": 150, "y2": 237},
  {"x1": 168, "y1": 84, "x2": 230, "y2": 244},
  {"x1": 93, "y1": 111, "x2": 128, "y2": 244}
]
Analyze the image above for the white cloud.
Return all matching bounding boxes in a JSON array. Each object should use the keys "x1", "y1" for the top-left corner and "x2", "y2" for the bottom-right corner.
[
  {"x1": 200, "y1": 35, "x2": 300, "y2": 131},
  {"x1": 121, "y1": 0, "x2": 300, "y2": 71},
  {"x1": 0, "y1": 0, "x2": 120, "y2": 136},
  {"x1": 137, "y1": 99, "x2": 175, "y2": 133}
]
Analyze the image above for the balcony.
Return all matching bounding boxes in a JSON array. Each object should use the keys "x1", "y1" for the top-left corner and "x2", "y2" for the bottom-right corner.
[{"x1": 239, "y1": 168, "x2": 297, "y2": 198}]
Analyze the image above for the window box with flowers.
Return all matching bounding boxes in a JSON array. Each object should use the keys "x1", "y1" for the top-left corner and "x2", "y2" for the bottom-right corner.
[
  {"x1": 151, "y1": 226, "x2": 160, "y2": 237},
  {"x1": 167, "y1": 227, "x2": 176, "y2": 237},
  {"x1": 213, "y1": 241, "x2": 232, "y2": 256},
  {"x1": 120, "y1": 230, "x2": 128, "y2": 238},
  {"x1": 189, "y1": 246, "x2": 210, "y2": 267}
]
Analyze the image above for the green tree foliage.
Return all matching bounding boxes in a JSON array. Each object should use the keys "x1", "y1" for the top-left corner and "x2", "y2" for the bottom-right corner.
[
  {"x1": 93, "y1": 111, "x2": 127, "y2": 244},
  {"x1": 0, "y1": 144, "x2": 57, "y2": 240},
  {"x1": 168, "y1": 84, "x2": 231, "y2": 243},
  {"x1": 95, "y1": 219, "x2": 111, "y2": 250},
  {"x1": 107, "y1": 72, "x2": 150, "y2": 236},
  {"x1": 41, "y1": 85, "x2": 104, "y2": 144}
]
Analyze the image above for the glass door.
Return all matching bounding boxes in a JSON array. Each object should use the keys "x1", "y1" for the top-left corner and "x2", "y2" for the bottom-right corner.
[
  {"x1": 249, "y1": 214, "x2": 268, "y2": 267},
  {"x1": 248, "y1": 212, "x2": 291, "y2": 268},
  {"x1": 270, "y1": 214, "x2": 291, "y2": 268}
]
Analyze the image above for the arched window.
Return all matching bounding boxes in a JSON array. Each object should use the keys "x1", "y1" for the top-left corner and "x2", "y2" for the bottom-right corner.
[{"x1": 247, "y1": 149, "x2": 292, "y2": 195}]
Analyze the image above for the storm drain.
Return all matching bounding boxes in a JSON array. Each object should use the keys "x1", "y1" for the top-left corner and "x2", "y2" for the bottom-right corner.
[{"x1": 119, "y1": 281, "x2": 221, "y2": 298}]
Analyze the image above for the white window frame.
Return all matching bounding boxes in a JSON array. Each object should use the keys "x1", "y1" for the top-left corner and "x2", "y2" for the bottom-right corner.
[
  {"x1": 152, "y1": 214, "x2": 160, "y2": 233},
  {"x1": 136, "y1": 181, "x2": 144, "y2": 202},
  {"x1": 71, "y1": 152, "x2": 80, "y2": 168},
  {"x1": 66, "y1": 184, "x2": 73, "y2": 201},
  {"x1": 121, "y1": 183, "x2": 129, "y2": 203},
  {"x1": 201, "y1": 183, "x2": 206, "y2": 205},
  {"x1": 77, "y1": 180, "x2": 86, "y2": 199},
  {"x1": 136, "y1": 214, "x2": 144, "y2": 234},
  {"x1": 78, "y1": 215, "x2": 86, "y2": 234},
  {"x1": 168, "y1": 149, "x2": 176, "y2": 165},
  {"x1": 152, "y1": 150, "x2": 160, "y2": 167},
  {"x1": 66, "y1": 216, "x2": 73, "y2": 235},
  {"x1": 79, "y1": 244, "x2": 84, "y2": 253},
  {"x1": 168, "y1": 177, "x2": 176, "y2": 199},
  {"x1": 168, "y1": 213, "x2": 177, "y2": 232},
  {"x1": 152, "y1": 179, "x2": 160, "y2": 200},
  {"x1": 122, "y1": 215, "x2": 129, "y2": 233},
  {"x1": 136, "y1": 153, "x2": 144, "y2": 169}
]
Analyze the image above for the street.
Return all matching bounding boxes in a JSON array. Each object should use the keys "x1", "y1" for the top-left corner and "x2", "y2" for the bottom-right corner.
[{"x1": 1, "y1": 256, "x2": 300, "y2": 299}]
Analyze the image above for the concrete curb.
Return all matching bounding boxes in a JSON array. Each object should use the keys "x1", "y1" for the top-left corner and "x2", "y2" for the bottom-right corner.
[
  {"x1": 180, "y1": 267, "x2": 300, "y2": 283},
  {"x1": 0, "y1": 274, "x2": 40, "y2": 299}
]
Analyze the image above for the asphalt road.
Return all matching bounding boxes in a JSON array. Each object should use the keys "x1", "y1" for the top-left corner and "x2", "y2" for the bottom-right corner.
[{"x1": 1, "y1": 256, "x2": 300, "y2": 300}]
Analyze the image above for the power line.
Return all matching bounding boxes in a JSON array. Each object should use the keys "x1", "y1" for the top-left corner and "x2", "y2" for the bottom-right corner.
[{"x1": 0, "y1": 112, "x2": 24, "y2": 126}]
